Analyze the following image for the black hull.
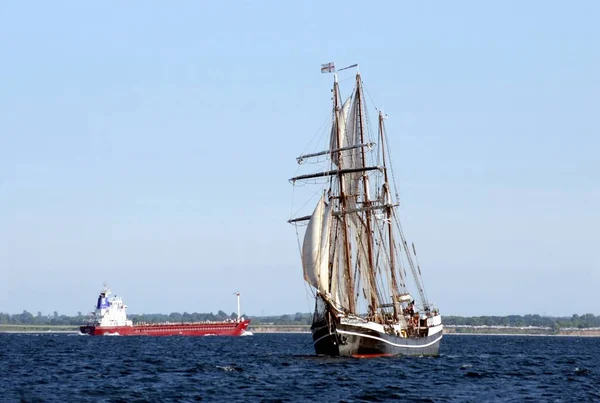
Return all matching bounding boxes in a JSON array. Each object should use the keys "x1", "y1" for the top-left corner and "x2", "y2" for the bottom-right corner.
[
  {"x1": 312, "y1": 318, "x2": 442, "y2": 357},
  {"x1": 310, "y1": 300, "x2": 442, "y2": 357}
]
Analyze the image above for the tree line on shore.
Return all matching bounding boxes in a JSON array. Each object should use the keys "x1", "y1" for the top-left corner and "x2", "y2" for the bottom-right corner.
[
  {"x1": 2, "y1": 311, "x2": 599, "y2": 329},
  {"x1": 0, "y1": 310, "x2": 241, "y2": 326},
  {"x1": 248, "y1": 313, "x2": 600, "y2": 330}
]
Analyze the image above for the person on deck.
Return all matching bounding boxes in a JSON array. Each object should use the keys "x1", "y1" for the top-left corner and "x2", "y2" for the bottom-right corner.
[{"x1": 408, "y1": 301, "x2": 415, "y2": 316}]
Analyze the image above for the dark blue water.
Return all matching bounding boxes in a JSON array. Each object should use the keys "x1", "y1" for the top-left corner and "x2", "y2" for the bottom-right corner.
[{"x1": 2, "y1": 333, "x2": 599, "y2": 402}]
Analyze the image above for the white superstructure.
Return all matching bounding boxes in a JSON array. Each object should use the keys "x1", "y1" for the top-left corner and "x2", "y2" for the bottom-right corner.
[{"x1": 85, "y1": 284, "x2": 133, "y2": 327}]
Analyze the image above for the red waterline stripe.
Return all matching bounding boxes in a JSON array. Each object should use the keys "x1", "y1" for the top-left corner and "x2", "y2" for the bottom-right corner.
[{"x1": 351, "y1": 353, "x2": 395, "y2": 359}]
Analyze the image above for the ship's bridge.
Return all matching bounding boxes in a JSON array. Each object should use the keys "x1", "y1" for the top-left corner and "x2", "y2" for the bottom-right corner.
[{"x1": 89, "y1": 289, "x2": 133, "y2": 327}]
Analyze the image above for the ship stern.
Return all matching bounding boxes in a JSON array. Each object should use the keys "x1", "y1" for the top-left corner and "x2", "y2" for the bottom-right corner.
[{"x1": 79, "y1": 325, "x2": 94, "y2": 335}]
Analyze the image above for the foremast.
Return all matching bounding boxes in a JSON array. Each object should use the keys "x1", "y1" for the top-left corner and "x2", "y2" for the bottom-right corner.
[
  {"x1": 355, "y1": 72, "x2": 380, "y2": 317},
  {"x1": 331, "y1": 73, "x2": 357, "y2": 313}
]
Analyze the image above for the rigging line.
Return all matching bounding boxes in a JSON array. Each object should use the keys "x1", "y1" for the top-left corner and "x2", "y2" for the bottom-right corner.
[
  {"x1": 297, "y1": 111, "x2": 334, "y2": 164},
  {"x1": 373, "y1": 216, "x2": 395, "y2": 301},
  {"x1": 393, "y1": 230, "x2": 408, "y2": 290},
  {"x1": 303, "y1": 281, "x2": 316, "y2": 314},
  {"x1": 381, "y1": 216, "x2": 402, "y2": 296},
  {"x1": 294, "y1": 211, "x2": 303, "y2": 258},
  {"x1": 351, "y1": 216, "x2": 373, "y2": 309},
  {"x1": 290, "y1": 182, "x2": 298, "y2": 225},
  {"x1": 352, "y1": 254, "x2": 361, "y2": 307},
  {"x1": 330, "y1": 217, "x2": 346, "y2": 308},
  {"x1": 293, "y1": 177, "x2": 332, "y2": 187},
  {"x1": 362, "y1": 100, "x2": 375, "y2": 144},
  {"x1": 291, "y1": 146, "x2": 331, "y2": 187},
  {"x1": 377, "y1": 249, "x2": 392, "y2": 310},
  {"x1": 336, "y1": 76, "x2": 356, "y2": 101},
  {"x1": 394, "y1": 214, "x2": 429, "y2": 305},
  {"x1": 376, "y1": 118, "x2": 411, "y2": 299},
  {"x1": 289, "y1": 181, "x2": 312, "y2": 223},
  {"x1": 289, "y1": 186, "x2": 326, "y2": 223},
  {"x1": 363, "y1": 85, "x2": 381, "y2": 118},
  {"x1": 356, "y1": 210, "x2": 381, "y2": 309},
  {"x1": 359, "y1": 81, "x2": 379, "y2": 139},
  {"x1": 410, "y1": 242, "x2": 430, "y2": 307},
  {"x1": 301, "y1": 294, "x2": 316, "y2": 348},
  {"x1": 353, "y1": 213, "x2": 391, "y2": 314},
  {"x1": 296, "y1": 222, "x2": 318, "y2": 317},
  {"x1": 392, "y1": 212, "x2": 429, "y2": 308},
  {"x1": 371, "y1": 237, "x2": 388, "y2": 310},
  {"x1": 381, "y1": 118, "x2": 402, "y2": 202},
  {"x1": 356, "y1": 78, "x2": 377, "y2": 150}
]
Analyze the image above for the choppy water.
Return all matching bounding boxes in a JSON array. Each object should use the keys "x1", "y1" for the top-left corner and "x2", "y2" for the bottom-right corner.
[{"x1": 2, "y1": 333, "x2": 599, "y2": 402}]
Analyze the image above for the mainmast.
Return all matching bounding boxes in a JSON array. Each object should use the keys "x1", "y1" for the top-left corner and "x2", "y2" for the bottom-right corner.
[
  {"x1": 332, "y1": 73, "x2": 356, "y2": 313},
  {"x1": 355, "y1": 73, "x2": 380, "y2": 316},
  {"x1": 379, "y1": 110, "x2": 401, "y2": 320}
]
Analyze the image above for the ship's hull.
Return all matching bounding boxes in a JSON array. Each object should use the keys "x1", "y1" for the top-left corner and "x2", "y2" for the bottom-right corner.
[
  {"x1": 312, "y1": 319, "x2": 442, "y2": 357},
  {"x1": 311, "y1": 300, "x2": 442, "y2": 357},
  {"x1": 80, "y1": 319, "x2": 250, "y2": 336}
]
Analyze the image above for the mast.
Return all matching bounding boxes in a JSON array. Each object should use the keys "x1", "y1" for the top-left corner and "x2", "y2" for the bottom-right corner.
[
  {"x1": 235, "y1": 291, "x2": 240, "y2": 321},
  {"x1": 355, "y1": 73, "x2": 380, "y2": 316},
  {"x1": 379, "y1": 110, "x2": 401, "y2": 320},
  {"x1": 333, "y1": 73, "x2": 356, "y2": 313}
]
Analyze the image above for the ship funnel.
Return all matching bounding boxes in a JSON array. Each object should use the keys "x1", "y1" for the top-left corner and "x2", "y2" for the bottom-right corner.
[{"x1": 97, "y1": 295, "x2": 109, "y2": 310}]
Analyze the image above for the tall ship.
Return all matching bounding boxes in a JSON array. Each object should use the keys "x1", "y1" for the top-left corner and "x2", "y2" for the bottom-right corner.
[
  {"x1": 288, "y1": 62, "x2": 443, "y2": 357},
  {"x1": 80, "y1": 285, "x2": 250, "y2": 336}
]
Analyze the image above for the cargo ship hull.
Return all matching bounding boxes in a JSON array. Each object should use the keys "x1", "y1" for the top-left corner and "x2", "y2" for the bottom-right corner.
[
  {"x1": 81, "y1": 285, "x2": 251, "y2": 337},
  {"x1": 80, "y1": 319, "x2": 250, "y2": 336}
]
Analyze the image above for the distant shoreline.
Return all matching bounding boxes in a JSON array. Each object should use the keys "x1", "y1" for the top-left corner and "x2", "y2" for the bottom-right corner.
[
  {"x1": 445, "y1": 332, "x2": 600, "y2": 337},
  {"x1": 2, "y1": 324, "x2": 600, "y2": 337}
]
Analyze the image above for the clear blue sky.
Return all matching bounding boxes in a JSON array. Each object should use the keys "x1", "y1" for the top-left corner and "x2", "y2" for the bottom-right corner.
[{"x1": 0, "y1": 1, "x2": 598, "y2": 317}]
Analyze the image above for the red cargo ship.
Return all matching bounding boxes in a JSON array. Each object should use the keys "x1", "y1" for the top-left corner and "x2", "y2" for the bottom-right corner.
[{"x1": 80, "y1": 285, "x2": 250, "y2": 336}]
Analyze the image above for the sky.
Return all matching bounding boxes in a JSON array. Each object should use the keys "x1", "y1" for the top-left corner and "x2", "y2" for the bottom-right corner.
[{"x1": 0, "y1": 1, "x2": 598, "y2": 317}]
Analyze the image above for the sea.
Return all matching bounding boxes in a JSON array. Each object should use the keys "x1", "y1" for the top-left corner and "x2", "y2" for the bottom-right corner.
[{"x1": 2, "y1": 332, "x2": 599, "y2": 402}]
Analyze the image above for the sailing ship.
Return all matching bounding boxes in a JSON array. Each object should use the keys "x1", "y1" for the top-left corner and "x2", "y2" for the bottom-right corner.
[
  {"x1": 288, "y1": 63, "x2": 443, "y2": 357},
  {"x1": 80, "y1": 285, "x2": 250, "y2": 336}
]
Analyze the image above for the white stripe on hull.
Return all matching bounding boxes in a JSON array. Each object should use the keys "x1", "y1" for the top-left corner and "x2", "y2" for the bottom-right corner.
[
  {"x1": 336, "y1": 329, "x2": 442, "y2": 349},
  {"x1": 312, "y1": 332, "x2": 335, "y2": 346}
]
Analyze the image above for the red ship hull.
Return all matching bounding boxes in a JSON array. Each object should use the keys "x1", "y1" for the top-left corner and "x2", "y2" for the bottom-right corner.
[{"x1": 80, "y1": 319, "x2": 250, "y2": 336}]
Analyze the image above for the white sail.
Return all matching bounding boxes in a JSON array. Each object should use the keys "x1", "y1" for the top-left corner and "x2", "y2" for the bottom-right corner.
[
  {"x1": 302, "y1": 195, "x2": 332, "y2": 293},
  {"x1": 350, "y1": 215, "x2": 374, "y2": 308},
  {"x1": 330, "y1": 96, "x2": 352, "y2": 167},
  {"x1": 330, "y1": 218, "x2": 349, "y2": 308},
  {"x1": 343, "y1": 94, "x2": 363, "y2": 197}
]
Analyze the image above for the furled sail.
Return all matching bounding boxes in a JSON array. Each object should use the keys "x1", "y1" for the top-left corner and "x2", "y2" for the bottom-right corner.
[{"x1": 302, "y1": 195, "x2": 332, "y2": 293}]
